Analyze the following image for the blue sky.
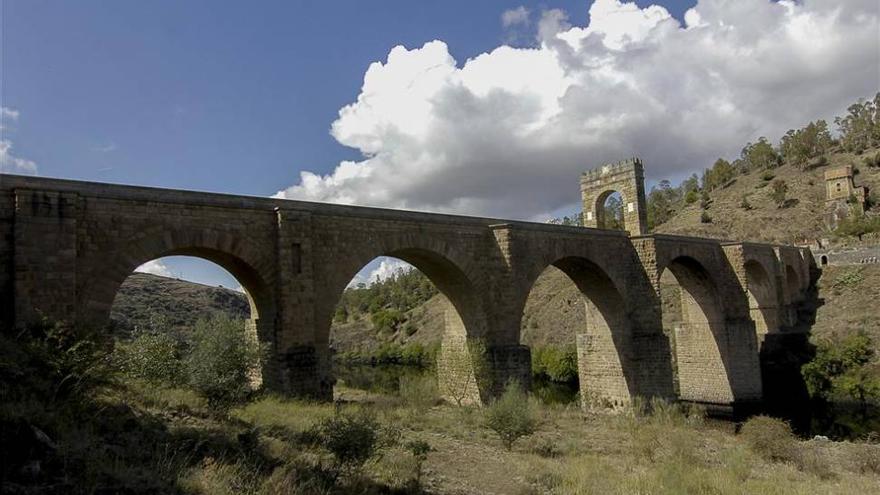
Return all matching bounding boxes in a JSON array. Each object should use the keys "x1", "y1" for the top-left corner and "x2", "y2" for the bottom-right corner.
[{"x1": 2, "y1": 1, "x2": 877, "y2": 289}]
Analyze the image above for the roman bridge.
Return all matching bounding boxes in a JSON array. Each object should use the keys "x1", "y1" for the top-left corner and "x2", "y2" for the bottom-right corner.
[{"x1": 0, "y1": 168, "x2": 814, "y2": 413}]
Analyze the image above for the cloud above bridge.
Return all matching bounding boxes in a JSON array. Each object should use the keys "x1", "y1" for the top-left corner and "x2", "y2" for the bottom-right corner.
[
  {"x1": 0, "y1": 107, "x2": 37, "y2": 175},
  {"x1": 276, "y1": 0, "x2": 880, "y2": 220}
]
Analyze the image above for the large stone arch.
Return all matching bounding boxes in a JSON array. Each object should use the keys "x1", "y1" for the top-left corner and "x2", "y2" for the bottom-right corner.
[
  {"x1": 316, "y1": 234, "x2": 493, "y2": 404},
  {"x1": 76, "y1": 227, "x2": 279, "y2": 386},
  {"x1": 744, "y1": 259, "x2": 781, "y2": 339},
  {"x1": 518, "y1": 255, "x2": 637, "y2": 409},
  {"x1": 78, "y1": 227, "x2": 276, "y2": 327},
  {"x1": 659, "y1": 256, "x2": 737, "y2": 407}
]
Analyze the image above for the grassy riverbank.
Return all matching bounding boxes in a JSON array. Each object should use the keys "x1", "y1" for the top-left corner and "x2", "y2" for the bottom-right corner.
[{"x1": 5, "y1": 372, "x2": 880, "y2": 494}]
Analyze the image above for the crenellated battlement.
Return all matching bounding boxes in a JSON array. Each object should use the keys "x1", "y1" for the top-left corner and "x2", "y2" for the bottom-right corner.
[{"x1": 581, "y1": 157, "x2": 644, "y2": 183}]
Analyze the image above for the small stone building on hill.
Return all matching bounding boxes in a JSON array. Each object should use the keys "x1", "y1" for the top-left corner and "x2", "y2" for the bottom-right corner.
[{"x1": 824, "y1": 165, "x2": 866, "y2": 229}]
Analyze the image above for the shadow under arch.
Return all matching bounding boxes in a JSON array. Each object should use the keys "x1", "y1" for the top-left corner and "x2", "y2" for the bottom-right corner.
[
  {"x1": 520, "y1": 255, "x2": 636, "y2": 410},
  {"x1": 327, "y1": 246, "x2": 491, "y2": 405},
  {"x1": 744, "y1": 260, "x2": 781, "y2": 340},
  {"x1": 594, "y1": 190, "x2": 626, "y2": 231},
  {"x1": 659, "y1": 256, "x2": 737, "y2": 409}
]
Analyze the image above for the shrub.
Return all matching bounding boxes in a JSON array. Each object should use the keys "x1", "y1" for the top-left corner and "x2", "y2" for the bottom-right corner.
[
  {"x1": 484, "y1": 381, "x2": 536, "y2": 451},
  {"x1": 684, "y1": 190, "x2": 698, "y2": 204},
  {"x1": 310, "y1": 407, "x2": 399, "y2": 479},
  {"x1": 116, "y1": 328, "x2": 183, "y2": 386},
  {"x1": 848, "y1": 443, "x2": 880, "y2": 474},
  {"x1": 531, "y1": 345, "x2": 578, "y2": 383},
  {"x1": 739, "y1": 195, "x2": 753, "y2": 211},
  {"x1": 406, "y1": 439, "x2": 432, "y2": 487},
  {"x1": 835, "y1": 214, "x2": 880, "y2": 238},
  {"x1": 700, "y1": 211, "x2": 712, "y2": 224},
  {"x1": 185, "y1": 316, "x2": 262, "y2": 410},
  {"x1": 16, "y1": 319, "x2": 112, "y2": 402},
  {"x1": 399, "y1": 374, "x2": 439, "y2": 412},
  {"x1": 371, "y1": 309, "x2": 404, "y2": 334},
  {"x1": 761, "y1": 171, "x2": 776, "y2": 181},
  {"x1": 739, "y1": 415, "x2": 796, "y2": 463},
  {"x1": 865, "y1": 153, "x2": 880, "y2": 169}
]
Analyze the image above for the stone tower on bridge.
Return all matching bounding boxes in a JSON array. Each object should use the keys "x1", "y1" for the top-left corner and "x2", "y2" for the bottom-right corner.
[{"x1": 580, "y1": 158, "x2": 648, "y2": 236}]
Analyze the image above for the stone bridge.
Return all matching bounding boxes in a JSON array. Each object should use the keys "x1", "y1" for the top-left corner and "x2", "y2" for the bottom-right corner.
[{"x1": 0, "y1": 162, "x2": 814, "y2": 413}]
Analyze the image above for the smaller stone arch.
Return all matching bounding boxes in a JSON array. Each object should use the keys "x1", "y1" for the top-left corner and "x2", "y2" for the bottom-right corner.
[{"x1": 593, "y1": 190, "x2": 626, "y2": 231}]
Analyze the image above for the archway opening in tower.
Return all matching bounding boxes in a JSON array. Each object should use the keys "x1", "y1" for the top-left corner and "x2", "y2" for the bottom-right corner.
[
  {"x1": 330, "y1": 254, "x2": 484, "y2": 405},
  {"x1": 521, "y1": 258, "x2": 634, "y2": 409},
  {"x1": 596, "y1": 190, "x2": 625, "y2": 230},
  {"x1": 108, "y1": 255, "x2": 267, "y2": 395}
]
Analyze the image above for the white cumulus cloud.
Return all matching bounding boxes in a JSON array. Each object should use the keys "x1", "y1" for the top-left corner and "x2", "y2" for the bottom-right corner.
[
  {"x1": 348, "y1": 258, "x2": 414, "y2": 288},
  {"x1": 0, "y1": 106, "x2": 37, "y2": 175},
  {"x1": 135, "y1": 259, "x2": 174, "y2": 278},
  {"x1": 276, "y1": 0, "x2": 880, "y2": 220}
]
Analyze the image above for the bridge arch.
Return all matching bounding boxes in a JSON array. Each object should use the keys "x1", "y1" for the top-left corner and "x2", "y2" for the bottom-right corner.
[
  {"x1": 77, "y1": 228, "x2": 278, "y2": 386},
  {"x1": 744, "y1": 259, "x2": 780, "y2": 338},
  {"x1": 659, "y1": 256, "x2": 735, "y2": 406},
  {"x1": 78, "y1": 227, "x2": 276, "y2": 329},
  {"x1": 784, "y1": 264, "x2": 802, "y2": 303},
  {"x1": 518, "y1": 255, "x2": 635, "y2": 409},
  {"x1": 321, "y1": 238, "x2": 491, "y2": 404}
]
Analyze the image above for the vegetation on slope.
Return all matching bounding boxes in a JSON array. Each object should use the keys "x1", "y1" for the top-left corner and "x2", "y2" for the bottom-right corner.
[
  {"x1": 110, "y1": 273, "x2": 249, "y2": 337},
  {"x1": 649, "y1": 93, "x2": 880, "y2": 243}
]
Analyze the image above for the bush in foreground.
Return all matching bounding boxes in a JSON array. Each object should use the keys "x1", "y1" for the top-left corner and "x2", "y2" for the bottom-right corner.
[
  {"x1": 484, "y1": 381, "x2": 536, "y2": 451},
  {"x1": 309, "y1": 407, "x2": 399, "y2": 480},
  {"x1": 185, "y1": 316, "x2": 262, "y2": 411},
  {"x1": 739, "y1": 415, "x2": 797, "y2": 463},
  {"x1": 116, "y1": 328, "x2": 183, "y2": 386}
]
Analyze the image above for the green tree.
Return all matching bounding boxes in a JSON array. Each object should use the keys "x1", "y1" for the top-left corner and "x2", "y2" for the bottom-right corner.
[
  {"x1": 769, "y1": 179, "x2": 788, "y2": 208},
  {"x1": 603, "y1": 194, "x2": 624, "y2": 230},
  {"x1": 836, "y1": 93, "x2": 880, "y2": 154},
  {"x1": 702, "y1": 158, "x2": 736, "y2": 192},
  {"x1": 780, "y1": 120, "x2": 834, "y2": 168},
  {"x1": 802, "y1": 331, "x2": 880, "y2": 407},
  {"x1": 741, "y1": 137, "x2": 781, "y2": 171}
]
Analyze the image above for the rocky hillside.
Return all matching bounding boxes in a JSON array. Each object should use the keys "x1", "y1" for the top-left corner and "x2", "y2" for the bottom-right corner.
[
  {"x1": 654, "y1": 147, "x2": 880, "y2": 244},
  {"x1": 109, "y1": 272, "x2": 249, "y2": 337}
]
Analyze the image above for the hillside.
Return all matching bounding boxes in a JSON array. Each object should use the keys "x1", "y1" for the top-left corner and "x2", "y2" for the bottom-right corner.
[
  {"x1": 654, "y1": 147, "x2": 880, "y2": 244},
  {"x1": 109, "y1": 272, "x2": 250, "y2": 337}
]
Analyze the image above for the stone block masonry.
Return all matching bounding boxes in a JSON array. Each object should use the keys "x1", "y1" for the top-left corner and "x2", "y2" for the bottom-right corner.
[{"x1": 0, "y1": 169, "x2": 813, "y2": 411}]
